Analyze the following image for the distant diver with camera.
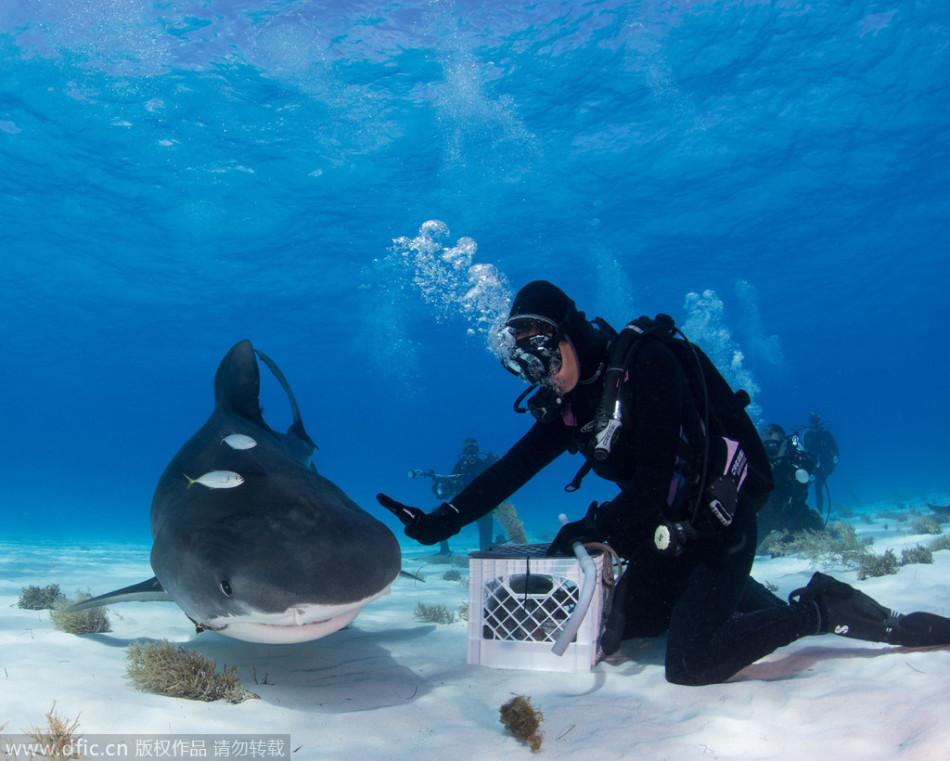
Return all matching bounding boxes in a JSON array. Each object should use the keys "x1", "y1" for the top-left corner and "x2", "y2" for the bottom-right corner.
[{"x1": 407, "y1": 437, "x2": 499, "y2": 554}]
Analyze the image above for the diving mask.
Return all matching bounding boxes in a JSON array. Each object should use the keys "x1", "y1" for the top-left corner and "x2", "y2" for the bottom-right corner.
[
  {"x1": 763, "y1": 438, "x2": 784, "y2": 459},
  {"x1": 499, "y1": 329, "x2": 563, "y2": 386}
]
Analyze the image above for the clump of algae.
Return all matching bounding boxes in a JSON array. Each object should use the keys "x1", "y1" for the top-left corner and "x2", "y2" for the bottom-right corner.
[
  {"x1": 50, "y1": 593, "x2": 111, "y2": 635},
  {"x1": 765, "y1": 521, "x2": 939, "y2": 580},
  {"x1": 23, "y1": 702, "x2": 82, "y2": 761},
  {"x1": 413, "y1": 600, "x2": 458, "y2": 624},
  {"x1": 18, "y1": 584, "x2": 66, "y2": 610},
  {"x1": 499, "y1": 694, "x2": 544, "y2": 752},
  {"x1": 125, "y1": 640, "x2": 257, "y2": 704}
]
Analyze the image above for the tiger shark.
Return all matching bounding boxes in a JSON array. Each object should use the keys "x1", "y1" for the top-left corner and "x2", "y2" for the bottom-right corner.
[{"x1": 70, "y1": 339, "x2": 402, "y2": 644}]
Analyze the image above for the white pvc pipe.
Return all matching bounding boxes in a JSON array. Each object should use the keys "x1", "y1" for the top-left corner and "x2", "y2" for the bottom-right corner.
[{"x1": 551, "y1": 512, "x2": 597, "y2": 656}]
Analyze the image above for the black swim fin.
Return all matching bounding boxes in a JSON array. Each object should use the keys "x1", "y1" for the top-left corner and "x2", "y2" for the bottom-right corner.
[{"x1": 789, "y1": 571, "x2": 950, "y2": 647}]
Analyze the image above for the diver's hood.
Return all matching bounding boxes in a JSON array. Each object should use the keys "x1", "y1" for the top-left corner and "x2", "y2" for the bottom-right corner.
[
  {"x1": 508, "y1": 280, "x2": 576, "y2": 327},
  {"x1": 507, "y1": 281, "x2": 610, "y2": 383}
]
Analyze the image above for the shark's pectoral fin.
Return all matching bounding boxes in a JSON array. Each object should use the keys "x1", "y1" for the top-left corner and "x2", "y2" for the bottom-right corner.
[{"x1": 66, "y1": 577, "x2": 171, "y2": 611}]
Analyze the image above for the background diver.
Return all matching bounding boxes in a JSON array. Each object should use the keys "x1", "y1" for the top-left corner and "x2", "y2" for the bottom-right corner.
[
  {"x1": 407, "y1": 437, "x2": 499, "y2": 554},
  {"x1": 799, "y1": 411, "x2": 840, "y2": 517},
  {"x1": 378, "y1": 280, "x2": 950, "y2": 686},
  {"x1": 757, "y1": 422, "x2": 824, "y2": 549}
]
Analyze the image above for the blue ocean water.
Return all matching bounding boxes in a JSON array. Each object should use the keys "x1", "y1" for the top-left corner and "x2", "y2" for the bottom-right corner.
[{"x1": 1, "y1": 1, "x2": 948, "y2": 542}]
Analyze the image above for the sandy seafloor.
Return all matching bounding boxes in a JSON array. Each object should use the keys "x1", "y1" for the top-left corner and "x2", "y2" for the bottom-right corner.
[{"x1": 3, "y1": 495, "x2": 950, "y2": 761}]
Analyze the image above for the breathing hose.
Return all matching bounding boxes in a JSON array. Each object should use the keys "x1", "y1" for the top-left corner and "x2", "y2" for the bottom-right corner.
[{"x1": 551, "y1": 513, "x2": 597, "y2": 656}]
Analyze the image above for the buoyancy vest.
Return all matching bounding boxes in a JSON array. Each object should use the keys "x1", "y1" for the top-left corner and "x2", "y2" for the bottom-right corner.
[{"x1": 572, "y1": 314, "x2": 774, "y2": 538}]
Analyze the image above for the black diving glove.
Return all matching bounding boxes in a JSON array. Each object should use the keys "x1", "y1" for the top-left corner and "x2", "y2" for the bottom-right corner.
[
  {"x1": 376, "y1": 494, "x2": 464, "y2": 546},
  {"x1": 547, "y1": 502, "x2": 607, "y2": 556}
]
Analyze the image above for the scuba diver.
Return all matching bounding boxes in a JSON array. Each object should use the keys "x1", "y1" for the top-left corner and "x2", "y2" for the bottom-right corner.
[
  {"x1": 799, "y1": 412, "x2": 839, "y2": 517},
  {"x1": 377, "y1": 280, "x2": 950, "y2": 686},
  {"x1": 757, "y1": 423, "x2": 824, "y2": 548},
  {"x1": 408, "y1": 437, "x2": 499, "y2": 554}
]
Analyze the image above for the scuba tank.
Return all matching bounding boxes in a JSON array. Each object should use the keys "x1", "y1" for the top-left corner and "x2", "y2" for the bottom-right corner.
[{"x1": 581, "y1": 314, "x2": 771, "y2": 553}]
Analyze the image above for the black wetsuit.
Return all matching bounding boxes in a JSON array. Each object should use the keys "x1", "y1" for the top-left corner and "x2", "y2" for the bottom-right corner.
[
  {"x1": 800, "y1": 425, "x2": 839, "y2": 515},
  {"x1": 454, "y1": 340, "x2": 706, "y2": 531},
  {"x1": 452, "y1": 337, "x2": 821, "y2": 685},
  {"x1": 758, "y1": 441, "x2": 823, "y2": 545}
]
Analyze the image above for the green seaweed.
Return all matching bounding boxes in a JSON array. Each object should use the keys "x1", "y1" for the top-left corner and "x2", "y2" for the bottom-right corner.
[
  {"x1": 856, "y1": 548, "x2": 899, "y2": 579},
  {"x1": 49, "y1": 593, "x2": 111, "y2": 635},
  {"x1": 413, "y1": 600, "x2": 457, "y2": 624},
  {"x1": 765, "y1": 521, "x2": 920, "y2": 580},
  {"x1": 765, "y1": 522, "x2": 873, "y2": 568},
  {"x1": 442, "y1": 568, "x2": 463, "y2": 582},
  {"x1": 770, "y1": 518, "x2": 943, "y2": 579},
  {"x1": 910, "y1": 516, "x2": 943, "y2": 535},
  {"x1": 499, "y1": 695, "x2": 544, "y2": 752},
  {"x1": 18, "y1": 584, "x2": 66, "y2": 610},
  {"x1": 125, "y1": 640, "x2": 257, "y2": 704},
  {"x1": 900, "y1": 544, "x2": 933, "y2": 565}
]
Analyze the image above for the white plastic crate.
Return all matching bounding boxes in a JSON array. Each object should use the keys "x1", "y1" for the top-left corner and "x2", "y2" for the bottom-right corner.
[{"x1": 467, "y1": 543, "x2": 606, "y2": 672}]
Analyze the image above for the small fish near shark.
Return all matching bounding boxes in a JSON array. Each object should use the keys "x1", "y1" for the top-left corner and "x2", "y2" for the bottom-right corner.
[
  {"x1": 69, "y1": 339, "x2": 402, "y2": 644},
  {"x1": 221, "y1": 433, "x2": 257, "y2": 450},
  {"x1": 183, "y1": 470, "x2": 245, "y2": 490}
]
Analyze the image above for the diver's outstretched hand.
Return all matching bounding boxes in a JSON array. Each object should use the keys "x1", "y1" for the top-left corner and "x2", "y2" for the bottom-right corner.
[
  {"x1": 376, "y1": 494, "x2": 464, "y2": 546},
  {"x1": 376, "y1": 493, "x2": 425, "y2": 526}
]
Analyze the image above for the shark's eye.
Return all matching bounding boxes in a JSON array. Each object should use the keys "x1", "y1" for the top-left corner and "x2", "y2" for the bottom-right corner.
[{"x1": 220, "y1": 580, "x2": 233, "y2": 597}]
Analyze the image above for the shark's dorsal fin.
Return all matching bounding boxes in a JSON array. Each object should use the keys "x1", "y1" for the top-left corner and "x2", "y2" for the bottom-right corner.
[{"x1": 214, "y1": 340, "x2": 266, "y2": 424}]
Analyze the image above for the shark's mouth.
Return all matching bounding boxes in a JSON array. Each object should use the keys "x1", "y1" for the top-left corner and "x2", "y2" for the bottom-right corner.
[
  {"x1": 213, "y1": 608, "x2": 363, "y2": 644},
  {"x1": 199, "y1": 586, "x2": 392, "y2": 644}
]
